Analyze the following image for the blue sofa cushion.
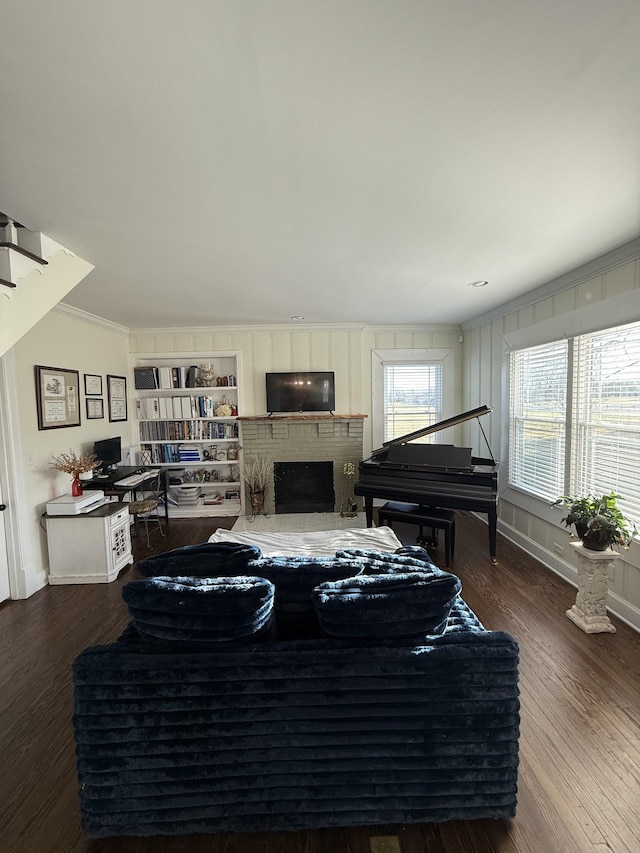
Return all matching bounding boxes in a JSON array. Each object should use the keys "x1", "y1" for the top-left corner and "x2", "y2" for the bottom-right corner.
[
  {"x1": 135, "y1": 542, "x2": 262, "y2": 578},
  {"x1": 122, "y1": 575, "x2": 275, "y2": 648},
  {"x1": 394, "y1": 545, "x2": 440, "y2": 563},
  {"x1": 247, "y1": 556, "x2": 365, "y2": 638},
  {"x1": 312, "y1": 571, "x2": 462, "y2": 638},
  {"x1": 335, "y1": 547, "x2": 442, "y2": 575}
]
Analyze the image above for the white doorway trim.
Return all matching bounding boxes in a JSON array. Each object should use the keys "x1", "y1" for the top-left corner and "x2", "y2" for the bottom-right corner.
[
  {"x1": 0, "y1": 350, "x2": 41, "y2": 599},
  {"x1": 0, "y1": 460, "x2": 8, "y2": 604}
]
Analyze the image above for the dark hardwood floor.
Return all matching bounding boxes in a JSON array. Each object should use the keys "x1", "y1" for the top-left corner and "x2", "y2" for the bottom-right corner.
[{"x1": 1, "y1": 513, "x2": 639, "y2": 853}]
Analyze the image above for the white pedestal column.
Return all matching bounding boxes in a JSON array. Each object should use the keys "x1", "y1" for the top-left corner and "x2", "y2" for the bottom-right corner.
[{"x1": 566, "y1": 541, "x2": 616, "y2": 634}]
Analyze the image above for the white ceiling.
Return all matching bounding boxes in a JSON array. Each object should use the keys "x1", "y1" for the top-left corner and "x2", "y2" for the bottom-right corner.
[{"x1": 2, "y1": 1, "x2": 640, "y2": 329}]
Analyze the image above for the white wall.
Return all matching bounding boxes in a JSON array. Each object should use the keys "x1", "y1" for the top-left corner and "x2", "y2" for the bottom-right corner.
[
  {"x1": 462, "y1": 239, "x2": 640, "y2": 632},
  {"x1": 129, "y1": 324, "x2": 463, "y2": 456},
  {"x1": 4, "y1": 305, "x2": 131, "y2": 596}
]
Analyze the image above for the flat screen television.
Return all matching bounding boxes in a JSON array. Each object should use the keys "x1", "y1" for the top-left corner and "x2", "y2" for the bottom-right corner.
[
  {"x1": 94, "y1": 436, "x2": 122, "y2": 472},
  {"x1": 266, "y1": 371, "x2": 335, "y2": 414}
]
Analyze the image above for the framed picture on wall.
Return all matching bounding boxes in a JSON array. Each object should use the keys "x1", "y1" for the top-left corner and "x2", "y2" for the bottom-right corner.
[
  {"x1": 85, "y1": 398, "x2": 104, "y2": 419},
  {"x1": 107, "y1": 375, "x2": 127, "y2": 422},
  {"x1": 34, "y1": 365, "x2": 81, "y2": 430},
  {"x1": 84, "y1": 373, "x2": 103, "y2": 395}
]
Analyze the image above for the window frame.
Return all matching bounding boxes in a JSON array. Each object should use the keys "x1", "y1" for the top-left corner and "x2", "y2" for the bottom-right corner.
[
  {"x1": 371, "y1": 348, "x2": 455, "y2": 451},
  {"x1": 504, "y1": 313, "x2": 640, "y2": 528},
  {"x1": 508, "y1": 339, "x2": 569, "y2": 503}
]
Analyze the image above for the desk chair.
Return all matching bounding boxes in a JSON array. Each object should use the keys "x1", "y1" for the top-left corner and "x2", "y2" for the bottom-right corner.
[{"x1": 128, "y1": 472, "x2": 166, "y2": 550}]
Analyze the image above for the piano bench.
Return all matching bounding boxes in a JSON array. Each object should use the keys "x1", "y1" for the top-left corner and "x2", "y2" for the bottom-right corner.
[{"x1": 377, "y1": 501, "x2": 455, "y2": 567}]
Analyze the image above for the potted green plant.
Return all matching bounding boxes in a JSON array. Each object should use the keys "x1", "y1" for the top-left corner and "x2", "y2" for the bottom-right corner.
[{"x1": 553, "y1": 491, "x2": 637, "y2": 551}]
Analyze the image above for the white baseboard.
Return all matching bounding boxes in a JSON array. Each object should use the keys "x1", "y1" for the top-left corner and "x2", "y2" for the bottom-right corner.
[
  {"x1": 496, "y1": 518, "x2": 640, "y2": 634},
  {"x1": 18, "y1": 563, "x2": 48, "y2": 599}
]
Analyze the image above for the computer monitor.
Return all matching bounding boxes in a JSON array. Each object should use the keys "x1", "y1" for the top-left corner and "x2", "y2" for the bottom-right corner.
[{"x1": 93, "y1": 436, "x2": 122, "y2": 472}]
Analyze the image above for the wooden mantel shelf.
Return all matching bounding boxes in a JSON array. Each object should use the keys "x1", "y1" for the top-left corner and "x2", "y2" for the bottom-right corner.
[{"x1": 239, "y1": 414, "x2": 367, "y2": 421}]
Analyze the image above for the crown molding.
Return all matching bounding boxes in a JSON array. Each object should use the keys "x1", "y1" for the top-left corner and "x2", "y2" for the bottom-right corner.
[
  {"x1": 55, "y1": 302, "x2": 130, "y2": 335},
  {"x1": 129, "y1": 322, "x2": 366, "y2": 335},
  {"x1": 462, "y1": 237, "x2": 640, "y2": 331},
  {"x1": 128, "y1": 322, "x2": 461, "y2": 336},
  {"x1": 361, "y1": 323, "x2": 462, "y2": 334}
]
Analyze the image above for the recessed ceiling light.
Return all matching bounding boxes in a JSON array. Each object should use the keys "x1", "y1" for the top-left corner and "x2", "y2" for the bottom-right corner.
[
  {"x1": 468, "y1": 280, "x2": 489, "y2": 288},
  {"x1": 290, "y1": 315, "x2": 306, "y2": 320}
]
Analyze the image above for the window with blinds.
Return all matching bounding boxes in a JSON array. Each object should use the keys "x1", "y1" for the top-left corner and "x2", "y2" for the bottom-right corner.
[
  {"x1": 509, "y1": 340, "x2": 568, "y2": 501},
  {"x1": 509, "y1": 319, "x2": 640, "y2": 523},
  {"x1": 383, "y1": 363, "x2": 443, "y2": 443},
  {"x1": 570, "y1": 323, "x2": 640, "y2": 523}
]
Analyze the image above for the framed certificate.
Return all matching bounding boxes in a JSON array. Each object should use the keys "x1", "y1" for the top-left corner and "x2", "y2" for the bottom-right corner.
[
  {"x1": 34, "y1": 365, "x2": 81, "y2": 430},
  {"x1": 84, "y1": 373, "x2": 103, "y2": 395},
  {"x1": 107, "y1": 374, "x2": 128, "y2": 422},
  {"x1": 86, "y1": 398, "x2": 104, "y2": 419}
]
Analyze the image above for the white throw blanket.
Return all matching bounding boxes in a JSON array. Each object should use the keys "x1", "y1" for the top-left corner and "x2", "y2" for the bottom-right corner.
[{"x1": 207, "y1": 525, "x2": 402, "y2": 557}]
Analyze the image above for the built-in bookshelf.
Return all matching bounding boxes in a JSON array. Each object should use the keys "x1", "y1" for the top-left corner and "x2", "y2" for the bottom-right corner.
[{"x1": 132, "y1": 352, "x2": 243, "y2": 518}]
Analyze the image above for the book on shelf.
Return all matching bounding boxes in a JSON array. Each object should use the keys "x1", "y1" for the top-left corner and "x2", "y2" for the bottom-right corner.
[
  {"x1": 203, "y1": 492, "x2": 224, "y2": 505},
  {"x1": 158, "y1": 366, "x2": 173, "y2": 389},
  {"x1": 134, "y1": 366, "x2": 158, "y2": 390},
  {"x1": 141, "y1": 443, "x2": 185, "y2": 464},
  {"x1": 178, "y1": 444, "x2": 202, "y2": 462},
  {"x1": 139, "y1": 419, "x2": 239, "y2": 442},
  {"x1": 136, "y1": 398, "x2": 160, "y2": 419},
  {"x1": 186, "y1": 366, "x2": 199, "y2": 387}
]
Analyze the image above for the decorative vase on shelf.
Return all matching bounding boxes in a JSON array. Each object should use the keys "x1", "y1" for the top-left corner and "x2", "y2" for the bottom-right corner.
[
  {"x1": 247, "y1": 488, "x2": 270, "y2": 521},
  {"x1": 250, "y1": 490, "x2": 265, "y2": 512},
  {"x1": 50, "y1": 450, "x2": 100, "y2": 500}
]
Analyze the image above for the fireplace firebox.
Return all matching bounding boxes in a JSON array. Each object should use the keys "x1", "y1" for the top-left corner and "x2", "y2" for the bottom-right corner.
[{"x1": 274, "y1": 461, "x2": 334, "y2": 513}]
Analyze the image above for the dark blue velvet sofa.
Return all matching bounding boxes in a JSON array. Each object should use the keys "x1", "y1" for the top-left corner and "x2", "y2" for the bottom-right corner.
[{"x1": 73, "y1": 544, "x2": 520, "y2": 838}]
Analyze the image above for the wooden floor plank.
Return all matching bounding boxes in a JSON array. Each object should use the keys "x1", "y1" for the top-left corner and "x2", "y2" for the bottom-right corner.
[{"x1": 1, "y1": 514, "x2": 640, "y2": 852}]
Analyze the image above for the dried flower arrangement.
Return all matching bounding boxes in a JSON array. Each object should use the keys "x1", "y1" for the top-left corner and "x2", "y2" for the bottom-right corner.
[
  {"x1": 243, "y1": 456, "x2": 274, "y2": 495},
  {"x1": 50, "y1": 450, "x2": 100, "y2": 478},
  {"x1": 243, "y1": 456, "x2": 275, "y2": 520}
]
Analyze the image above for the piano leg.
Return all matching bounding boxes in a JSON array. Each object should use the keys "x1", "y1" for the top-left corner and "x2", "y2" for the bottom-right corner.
[
  {"x1": 489, "y1": 506, "x2": 498, "y2": 564},
  {"x1": 363, "y1": 497, "x2": 374, "y2": 528}
]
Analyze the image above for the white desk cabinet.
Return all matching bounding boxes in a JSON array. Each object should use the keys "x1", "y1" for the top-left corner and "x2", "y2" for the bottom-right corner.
[{"x1": 46, "y1": 503, "x2": 133, "y2": 584}]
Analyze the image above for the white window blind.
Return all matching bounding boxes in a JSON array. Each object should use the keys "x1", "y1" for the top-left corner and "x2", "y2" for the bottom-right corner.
[
  {"x1": 571, "y1": 322, "x2": 640, "y2": 523},
  {"x1": 383, "y1": 363, "x2": 443, "y2": 443},
  {"x1": 509, "y1": 340, "x2": 568, "y2": 501}
]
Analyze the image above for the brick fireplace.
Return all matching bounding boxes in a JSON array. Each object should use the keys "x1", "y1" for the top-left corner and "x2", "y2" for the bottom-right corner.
[{"x1": 239, "y1": 415, "x2": 366, "y2": 515}]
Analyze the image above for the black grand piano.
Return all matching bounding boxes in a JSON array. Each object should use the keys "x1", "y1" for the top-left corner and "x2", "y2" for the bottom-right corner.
[{"x1": 354, "y1": 405, "x2": 499, "y2": 562}]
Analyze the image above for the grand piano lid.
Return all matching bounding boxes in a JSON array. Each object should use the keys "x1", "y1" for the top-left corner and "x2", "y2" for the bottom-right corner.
[{"x1": 370, "y1": 404, "x2": 493, "y2": 459}]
